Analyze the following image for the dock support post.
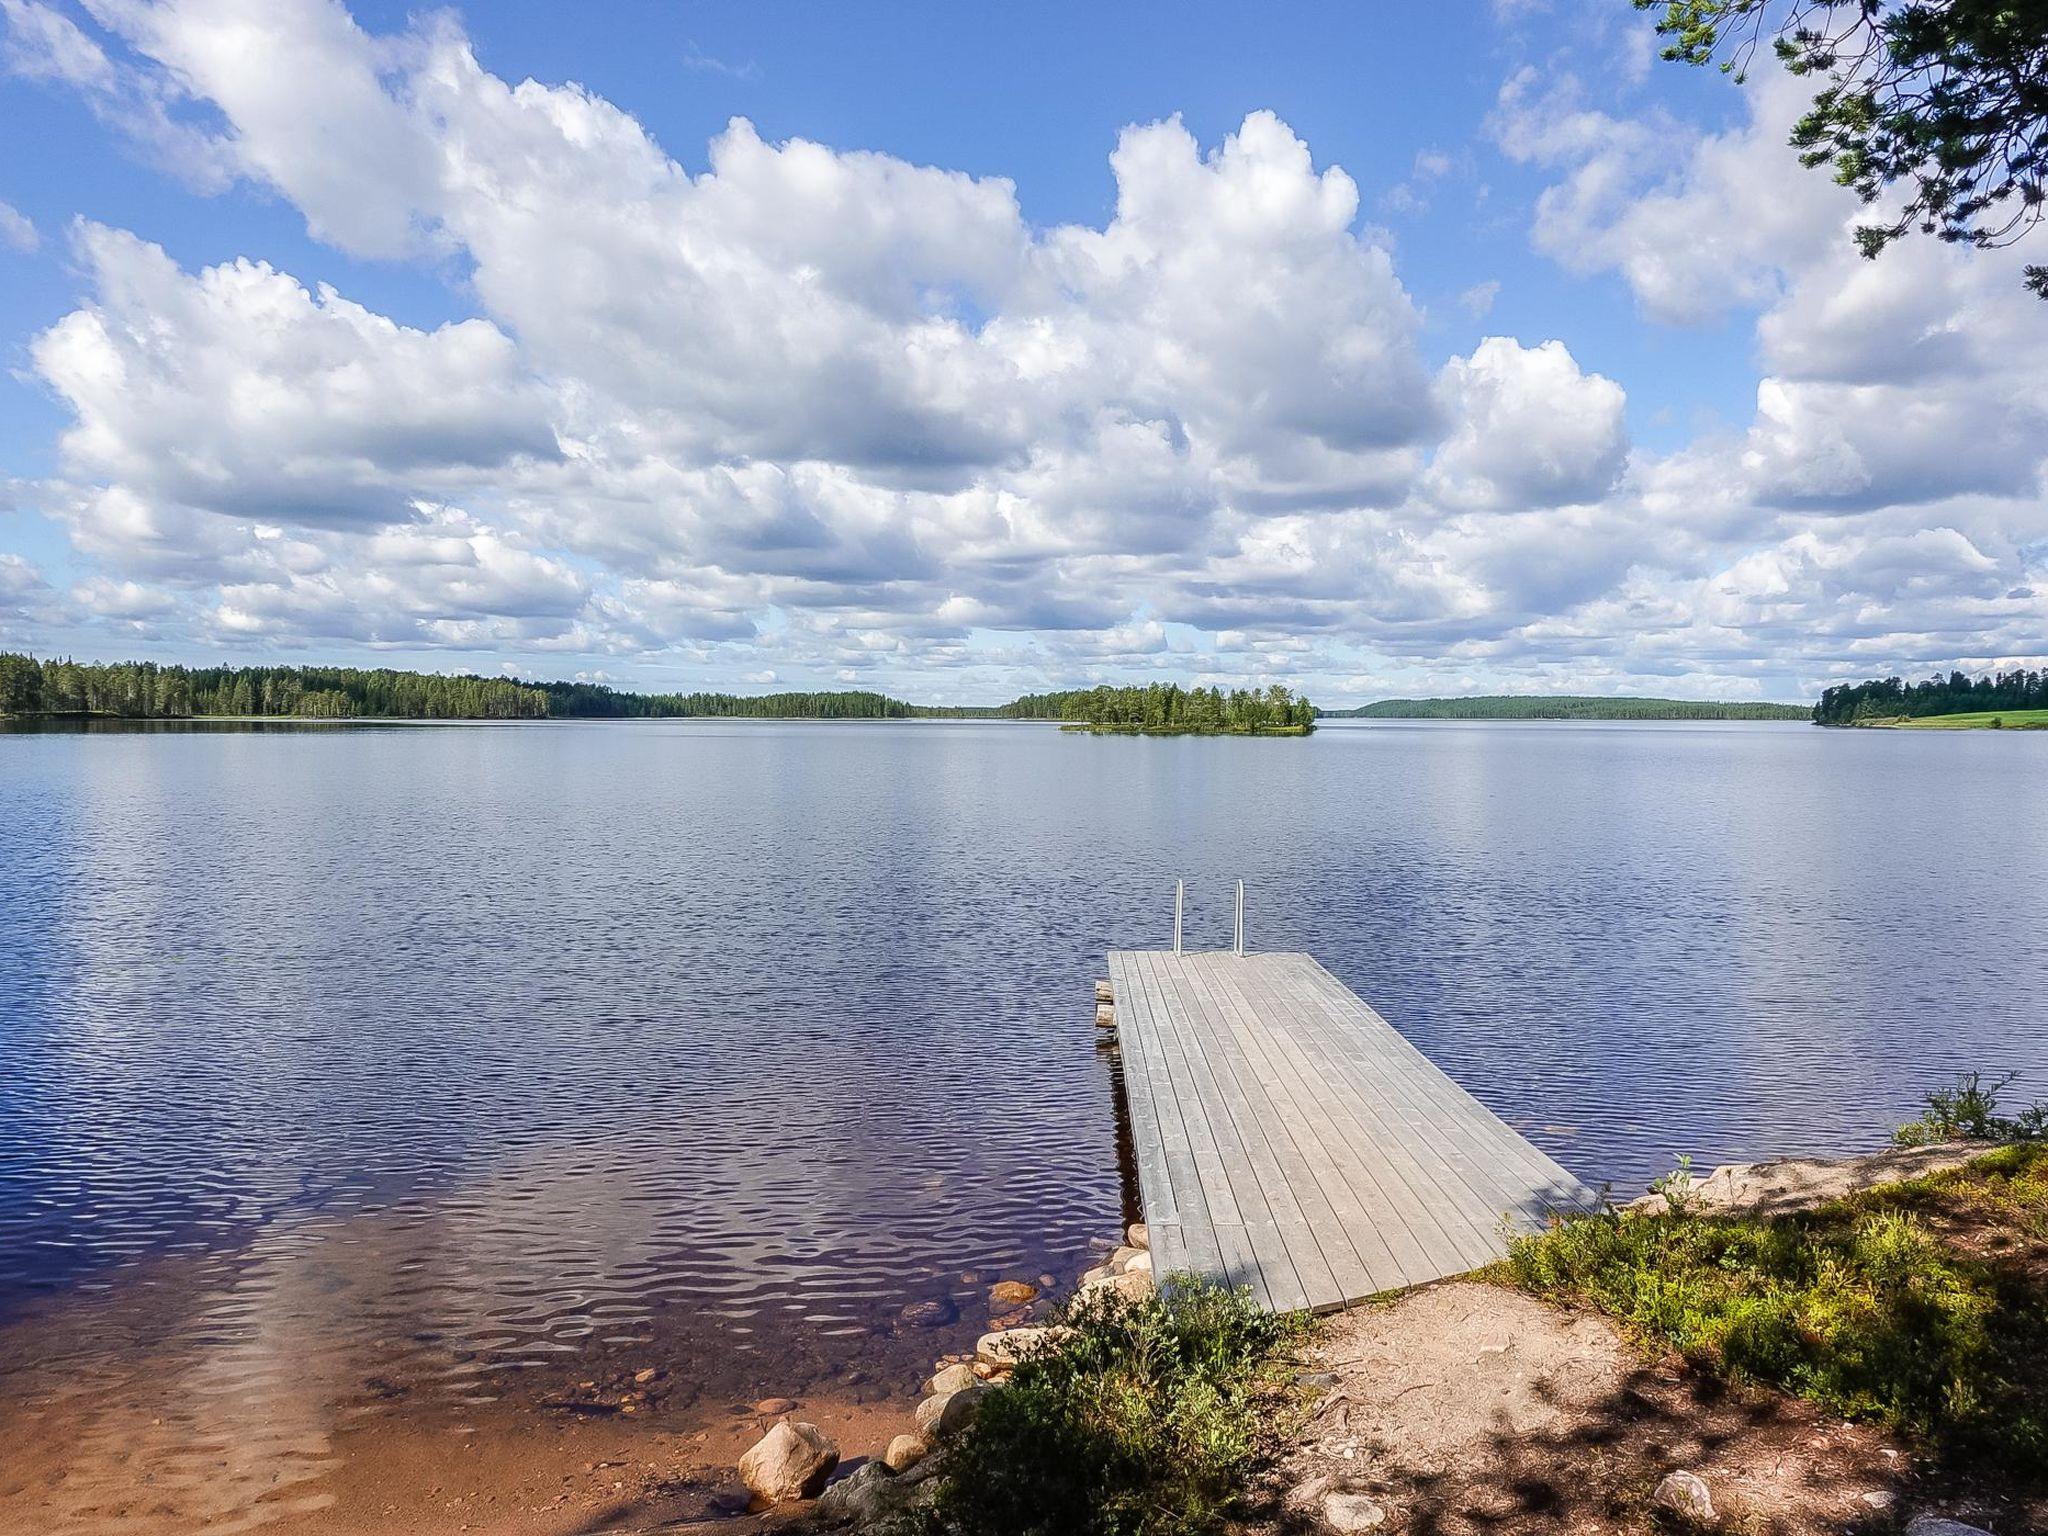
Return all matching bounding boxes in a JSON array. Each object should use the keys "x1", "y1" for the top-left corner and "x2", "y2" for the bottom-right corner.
[
  {"x1": 1232, "y1": 880, "x2": 1245, "y2": 956},
  {"x1": 1173, "y1": 880, "x2": 1184, "y2": 955}
]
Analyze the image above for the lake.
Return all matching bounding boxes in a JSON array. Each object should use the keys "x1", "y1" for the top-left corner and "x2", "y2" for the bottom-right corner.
[{"x1": 3, "y1": 717, "x2": 2045, "y2": 1529}]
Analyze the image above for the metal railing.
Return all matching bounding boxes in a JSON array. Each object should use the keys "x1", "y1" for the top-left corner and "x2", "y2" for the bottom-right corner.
[{"x1": 1170, "y1": 878, "x2": 1246, "y2": 956}]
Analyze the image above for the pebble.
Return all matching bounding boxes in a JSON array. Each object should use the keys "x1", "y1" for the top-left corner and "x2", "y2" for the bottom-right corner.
[
  {"x1": 1652, "y1": 1471, "x2": 1714, "y2": 1524},
  {"x1": 1322, "y1": 1491, "x2": 1388, "y2": 1533}
]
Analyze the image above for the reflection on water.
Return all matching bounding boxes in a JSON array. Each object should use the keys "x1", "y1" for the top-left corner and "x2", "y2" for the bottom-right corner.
[{"x1": 3, "y1": 717, "x2": 2046, "y2": 1528}]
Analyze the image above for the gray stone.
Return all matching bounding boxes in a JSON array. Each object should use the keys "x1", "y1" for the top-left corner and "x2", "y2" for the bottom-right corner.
[
  {"x1": 737, "y1": 1419, "x2": 838, "y2": 1503},
  {"x1": 1321, "y1": 1491, "x2": 1388, "y2": 1533},
  {"x1": 1905, "y1": 1518, "x2": 1996, "y2": 1536},
  {"x1": 1652, "y1": 1471, "x2": 1714, "y2": 1524},
  {"x1": 813, "y1": 1461, "x2": 897, "y2": 1525},
  {"x1": 935, "y1": 1382, "x2": 994, "y2": 1438}
]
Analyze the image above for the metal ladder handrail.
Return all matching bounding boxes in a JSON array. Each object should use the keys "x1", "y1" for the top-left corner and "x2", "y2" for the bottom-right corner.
[{"x1": 1170, "y1": 878, "x2": 1246, "y2": 956}]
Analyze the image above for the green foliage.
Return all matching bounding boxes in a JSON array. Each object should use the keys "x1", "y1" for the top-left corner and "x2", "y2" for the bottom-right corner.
[
  {"x1": 1502, "y1": 1144, "x2": 2048, "y2": 1471},
  {"x1": 1325, "y1": 694, "x2": 1807, "y2": 720},
  {"x1": 0, "y1": 653, "x2": 1323, "y2": 732},
  {"x1": 1896, "y1": 1071, "x2": 2048, "y2": 1146},
  {"x1": 1816, "y1": 668, "x2": 2048, "y2": 724},
  {"x1": 917, "y1": 1281, "x2": 1306, "y2": 1536},
  {"x1": 1002, "y1": 683, "x2": 1317, "y2": 735},
  {"x1": 1636, "y1": 0, "x2": 2048, "y2": 298}
]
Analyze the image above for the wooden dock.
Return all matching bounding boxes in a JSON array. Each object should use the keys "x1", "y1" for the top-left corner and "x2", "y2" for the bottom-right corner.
[{"x1": 1106, "y1": 949, "x2": 1601, "y2": 1312}]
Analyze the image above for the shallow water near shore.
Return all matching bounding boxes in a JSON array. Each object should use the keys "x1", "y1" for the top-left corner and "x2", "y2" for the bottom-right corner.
[{"x1": 3, "y1": 716, "x2": 2046, "y2": 1530}]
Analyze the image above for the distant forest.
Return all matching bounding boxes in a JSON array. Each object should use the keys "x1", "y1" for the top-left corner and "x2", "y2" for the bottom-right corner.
[
  {"x1": 1814, "y1": 670, "x2": 2048, "y2": 725},
  {"x1": 1324, "y1": 696, "x2": 1809, "y2": 721},
  {"x1": 0, "y1": 655, "x2": 1314, "y2": 734}
]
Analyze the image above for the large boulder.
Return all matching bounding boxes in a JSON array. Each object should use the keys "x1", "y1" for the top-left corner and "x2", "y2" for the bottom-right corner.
[
  {"x1": 737, "y1": 1420, "x2": 838, "y2": 1503},
  {"x1": 913, "y1": 1392, "x2": 952, "y2": 1436},
  {"x1": 1905, "y1": 1518, "x2": 1995, "y2": 1536},
  {"x1": 1078, "y1": 1268, "x2": 1154, "y2": 1304},
  {"x1": 926, "y1": 1362, "x2": 976, "y2": 1394}
]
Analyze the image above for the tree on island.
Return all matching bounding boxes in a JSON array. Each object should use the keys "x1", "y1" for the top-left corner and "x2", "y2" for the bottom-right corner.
[{"x1": 1639, "y1": 0, "x2": 2048, "y2": 296}]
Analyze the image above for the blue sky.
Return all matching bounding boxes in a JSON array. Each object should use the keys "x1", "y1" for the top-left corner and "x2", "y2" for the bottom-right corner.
[{"x1": 1, "y1": 0, "x2": 2040, "y2": 703}]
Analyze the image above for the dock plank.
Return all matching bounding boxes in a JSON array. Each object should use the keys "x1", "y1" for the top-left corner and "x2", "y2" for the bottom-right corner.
[{"x1": 1106, "y1": 950, "x2": 1601, "y2": 1311}]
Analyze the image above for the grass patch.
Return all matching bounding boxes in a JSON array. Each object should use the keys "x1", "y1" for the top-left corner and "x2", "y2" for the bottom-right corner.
[
  {"x1": 912, "y1": 1280, "x2": 1308, "y2": 1536},
  {"x1": 1895, "y1": 709, "x2": 2048, "y2": 730},
  {"x1": 1498, "y1": 1144, "x2": 2048, "y2": 1477}
]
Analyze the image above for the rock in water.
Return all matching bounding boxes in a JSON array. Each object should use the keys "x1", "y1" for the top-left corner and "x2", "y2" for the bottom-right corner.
[
  {"x1": 897, "y1": 1297, "x2": 957, "y2": 1329},
  {"x1": 988, "y1": 1279, "x2": 1039, "y2": 1308},
  {"x1": 1322, "y1": 1491, "x2": 1388, "y2": 1532},
  {"x1": 813, "y1": 1461, "x2": 898, "y2": 1526},
  {"x1": 1652, "y1": 1471, "x2": 1714, "y2": 1524},
  {"x1": 737, "y1": 1420, "x2": 838, "y2": 1503},
  {"x1": 884, "y1": 1433, "x2": 929, "y2": 1472}
]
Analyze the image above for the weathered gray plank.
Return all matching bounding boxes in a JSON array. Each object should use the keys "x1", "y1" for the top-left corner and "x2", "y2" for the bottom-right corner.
[{"x1": 1106, "y1": 949, "x2": 1600, "y2": 1312}]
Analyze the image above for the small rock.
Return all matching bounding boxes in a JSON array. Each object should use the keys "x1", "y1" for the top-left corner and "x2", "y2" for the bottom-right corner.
[
  {"x1": 935, "y1": 1382, "x2": 993, "y2": 1437},
  {"x1": 1652, "y1": 1471, "x2": 1714, "y2": 1524},
  {"x1": 1905, "y1": 1518, "x2": 1996, "y2": 1536},
  {"x1": 1127, "y1": 1222, "x2": 1148, "y2": 1250},
  {"x1": 633, "y1": 1368, "x2": 657, "y2": 1385},
  {"x1": 927, "y1": 1363, "x2": 976, "y2": 1395},
  {"x1": 1859, "y1": 1490, "x2": 1897, "y2": 1510},
  {"x1": 1322, "y1": 1491, "x2": 1388, "y2": 1533},
  {"x1": 913, "y1": 1392, "x2": 953, "y2": 1436},
  {"x1": 975, "y1": 1326, "x2": 1067, "y2": 1369},
  {"x1": 884, "y1": 1434, "x2": 929, "y2": 1472},
  {"x1": 752, "y1": 1397, "x2": 797, "y2": 1416},
  {"x1": 989, "y1": 1279, "x2": 1040, "y2": 1308},
  {"x1": 737, "y1": 1420, "x2": 838, "y2": 1503},
  {"x1": 898, "y1": 1298, "x2": 958, "y2": 1329},
  {"x1": 1078, "y1": 1269, "x2": 1155, "y2": 1304},
  {"x1": 813, "y1": 1461, "x2": 896, "y2": 1526},
  {"x1": 1298, "y1": 1370, "x2": 1341, "y2": 1390},
  {"x1": 1037, "y1": 1273, "x2": 1056, "y2": 1289}
]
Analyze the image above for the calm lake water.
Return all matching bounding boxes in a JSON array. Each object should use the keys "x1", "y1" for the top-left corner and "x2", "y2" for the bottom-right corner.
[{"x1": 3, "y1": 717, "x2": 2046, "y2": 1522}]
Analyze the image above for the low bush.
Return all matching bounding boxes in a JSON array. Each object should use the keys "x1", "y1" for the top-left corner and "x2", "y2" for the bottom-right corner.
[
  {"x1": 1501, "y1": 1144, "x2": 2048, "y2": 1475},
  {"x1": 1894, "y1": 1070, "x2": 2048, "y2": 1146},
  {"x1": 913, "y1": 1280, "x2": 1307, "y2": 1536}
]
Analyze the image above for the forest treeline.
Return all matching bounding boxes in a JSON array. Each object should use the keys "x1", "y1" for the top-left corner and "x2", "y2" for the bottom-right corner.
[
  {"x1": 1325, "y1": 695, "x2": 1809, "y2": 721},
  {"x1": 999, "y1": 683, "x2": 1316, "y2": 734},
  {"x1": 1814, "y1": 670, "x2": 2048, "y2": 725},
  {"x1": 0, "y1": 655, "x2": 1314, "y2": 733}
]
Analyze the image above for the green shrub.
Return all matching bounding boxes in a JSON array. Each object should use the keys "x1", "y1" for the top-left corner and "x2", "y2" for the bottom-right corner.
[
  {"x1": 1895, "y1": 1070, "x2": 2048, "y2": 1146},
  {"x1": 914, "y1": 1280, "x2": 1307, "y2": 1536},
  {"x1": 1500, "y1": 1145, "x2": 2048, "y2": 1473}
]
